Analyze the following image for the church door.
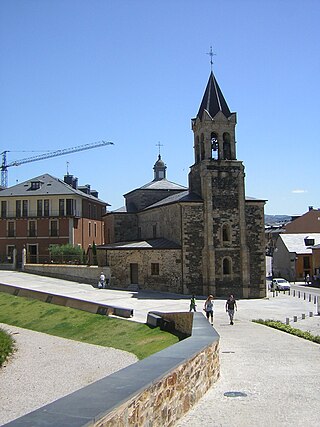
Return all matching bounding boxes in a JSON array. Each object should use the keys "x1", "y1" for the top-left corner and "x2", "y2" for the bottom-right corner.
[{"x1": 130, "y1": 263, "x2": 138, "y2": 284}]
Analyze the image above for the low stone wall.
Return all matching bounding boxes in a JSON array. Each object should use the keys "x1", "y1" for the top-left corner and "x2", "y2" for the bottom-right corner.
[
  {"x1": 0, "y1": 283, "x2": 133, "y2": 319},
  {"x1": 23, "y1": 264, "x2": 110, "y2": 286},
  {"x1": 4, "y1": 313, "x2": 220, "y2": 427}
]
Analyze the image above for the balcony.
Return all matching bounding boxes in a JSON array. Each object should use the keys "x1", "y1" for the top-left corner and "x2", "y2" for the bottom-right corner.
[{"x1": 3, "y1": 210, "x2": 82, "y2": 219}]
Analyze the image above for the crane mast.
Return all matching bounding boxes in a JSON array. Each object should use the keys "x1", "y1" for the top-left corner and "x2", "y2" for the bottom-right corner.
[{"x1": 1, "y1": 140, "x2": 114, "y2": 188}]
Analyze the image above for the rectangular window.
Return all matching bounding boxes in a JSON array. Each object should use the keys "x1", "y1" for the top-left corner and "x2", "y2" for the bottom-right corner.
[
  {"x1": 88, "y1": 222, "x2": 91, "y2": 237},
  {"x1": 151, "y1": 263, "x2": 160, "y2": 276},
  {"x1": 22, "y1": 200, "x2": 28, "y2": 217},
  {"x1": 37, "y1": 200, "x2": 43, "y2": 216},
  {"x1": 44, "y1": 199, "x2": 49, "y2": 216},
  {"x1": 59, "y1": 199, "x2": 64, "y2": 216},
  {"x1": 1, "y1": 201, "x2": 7, "y2": 218},
  {"x1": 66, "y1": 199, "x2": 73, "y2": 215},
  {"x1": 8, "y1": 221, "x2": 15, "y2": 237},
  {"x1": 50, "y1": 220, "x2": 58, "y2": 237},
  {"x1": 303, "y1": 256, "x2": 311, "y2": 269},
  {"x1": 28, "y1": 220, "x2": 36, "y2": 237},
  {"x1": 94, "y1": 222, "x2": 97, "y2": 237},
  {"x1": 16, "y1": 200, "x2": 21, "y2": 218},
  {"x1": 7, "y1": 245, "x2": 15, "y2": 263}
]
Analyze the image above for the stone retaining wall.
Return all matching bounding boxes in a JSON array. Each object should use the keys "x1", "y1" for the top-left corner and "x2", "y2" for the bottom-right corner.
[
  {"x1": 23, "y1": 264, "x2": 110, "y2": 286},
  {"x1": 4, "y1": 313, "x2": 220, "y2": 427}
]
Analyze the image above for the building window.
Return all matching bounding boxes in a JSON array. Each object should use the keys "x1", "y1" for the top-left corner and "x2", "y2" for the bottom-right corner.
[
  {"x1": 37, "y1": 200, "x2": 43, "y2": 216},
  {"x1": 44, "y1": 199, "x2": 50, "y2": 216},
  {"x1": 304, "y1": 238, "x2": 315, "y2": 246},
  {"x1": 7, "y1": 221, "x2": 15, "y2": 237},
  {"x1": 88, "y1": 222, "x2": 91, "y2": 237},
  {"x1": 7, "y1": 245, "x2": 15, "y2": 263},
  {"x1": 1, "y1": 201, "x2": 7, "y2": 218},
  {"x1": 223, "y1": 258, "x2": 232, "y2": 275},
  {"x1": 28, "y1": 220, "x2": 37, "y2": 237},
  {"x1": 30, "y1": 181, "x2": 41, "y2": 190},
  {"x1": 22, "y1": 200, "x2": 28, "y2": 217},
  {"x1": 94, "y1": 222, "x2": 97, "y2": 237},
  {"x1": 59, "y1": 199, "x2": 64, "y2": 216},
  {"x1": 151, "y1": 263, "x2": 160, "y2": 275},
  {"x1": 66, "y1": 199, "x2": 74, "y2": 215},
  {"x1": 222, "y1": 223, "x2": 231, "y2": 243},
  {"x1": 211, "y1": 132, "x2": 219, "y2": 160},
  {"x1": 50, "y1": 220, "x2": 58, "y2": 237},
  {"x1": 16, "y1": 200, "x2": 21, "y2": 218},
  {"x1": 303, "y1": 256, "x2": 310, "y2": 269}
]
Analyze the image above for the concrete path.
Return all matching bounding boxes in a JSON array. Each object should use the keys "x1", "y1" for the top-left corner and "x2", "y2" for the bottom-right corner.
[{"x1": 0, "y1": 271, "x2": 320, "y2": 426}]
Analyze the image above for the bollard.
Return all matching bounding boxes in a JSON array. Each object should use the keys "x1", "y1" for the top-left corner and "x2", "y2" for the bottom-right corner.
[
  {"x1": 293, "y1": 290, "x2": 296, "y2": 297},
  {"x1": 286, "y1": 318, "x2": 290, "y2": 325},
  {"x1": 309, "y1": 312, "x2": 313, "y2": 317},
  {"x1": 293, "y1": 316, "x2": 298, "y2": 322},
  {"x1": 302, "y1": 313, "x2": 305, "y2": 320},
  {"x1": 314, "y1": 296, "x2": 317, "y2": 305},
  {"x1": 309, "y1": 294, "x2": 311, "y2": 302},
  {"x1": 317, "y1": 296, "x2": 320, "y2": 316},
  {"x1": 298, "y1": 291, "x2": 300, "y2": 298},
  {"x1": 304, "y1": 293, "x2": 306, "y2": 300}
]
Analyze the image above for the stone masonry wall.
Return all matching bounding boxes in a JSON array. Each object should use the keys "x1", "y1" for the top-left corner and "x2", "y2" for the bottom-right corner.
[
  {"x1": 245, "y1": 201, "x2": 266, "y2": 298},
  {"x1": 182, "y1": 204, "x2": 204, "y2": 295},
  {"x1": 95, "y1": 340, "x2": 219, "y2": 427},
  {"x1": 107, "y1": 249, "x2": 183, "y2": 293}
]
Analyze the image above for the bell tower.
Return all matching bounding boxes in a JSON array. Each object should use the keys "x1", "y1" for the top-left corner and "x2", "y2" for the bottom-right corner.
[{"x1": 189, "y1": 71, "x2": 251, "y2": 298}]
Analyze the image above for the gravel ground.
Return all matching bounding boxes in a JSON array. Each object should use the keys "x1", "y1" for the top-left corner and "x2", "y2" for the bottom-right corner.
[{"x1": 0, "y1": 323, "x2": 138, "y2": 426}]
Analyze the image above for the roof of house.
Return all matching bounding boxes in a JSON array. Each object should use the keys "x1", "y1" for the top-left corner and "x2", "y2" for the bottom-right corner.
[
  {"x1": 144, "y1": 190, "x2": 203, "y2": 210},
  {"x1": 124, "y1": 178, "x2": 187, "y2": 197},
  {"x1": 97, "y1": 238, "x2": 181, "y2": 250},
  {"x1": 0, "y1": 173, "x2": 108, "y2": 205},
  {"x1": 279, "y1": 233, "x2": 320, "y2": 254}
]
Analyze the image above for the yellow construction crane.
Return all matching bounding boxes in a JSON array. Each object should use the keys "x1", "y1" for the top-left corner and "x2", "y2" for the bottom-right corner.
[{"x1": 1, "y1": 140, "x2": 114, "y2": 187}]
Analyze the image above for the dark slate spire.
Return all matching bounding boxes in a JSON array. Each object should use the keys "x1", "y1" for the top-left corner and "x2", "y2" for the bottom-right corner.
[{"x1": 197, "y1": 71, "x2": 231, "y2": 119}]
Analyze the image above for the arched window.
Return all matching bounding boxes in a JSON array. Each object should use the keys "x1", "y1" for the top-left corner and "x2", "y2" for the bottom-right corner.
[
  {"x1": 223, "y1": 258, "x2": 232, "y2": 275},
  {"x1": 223, "y1": 133, "x2": 231, "y2": 160},
  {"x1": 211, "y1": 132, "x2": 218, "y2": 160},
  {"x1": 222, "y1": 223, "x2": 231, "y2": 243}
]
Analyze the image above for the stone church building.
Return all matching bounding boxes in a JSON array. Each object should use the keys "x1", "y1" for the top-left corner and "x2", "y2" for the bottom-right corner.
[{"x1": 98, "y1": 72, "x2": 266, "y2": 298}]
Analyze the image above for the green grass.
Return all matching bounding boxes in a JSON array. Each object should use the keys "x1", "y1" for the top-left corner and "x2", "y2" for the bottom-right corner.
[
  {"x1": 253, "y1": 319, "x2": 320, "y2": 344},
  {"x1": 0, "y1": 327, "x2": 15, "y2": 367},
  {"x1": 0, "y1": 292, "x2": 179, "y2": 360}
]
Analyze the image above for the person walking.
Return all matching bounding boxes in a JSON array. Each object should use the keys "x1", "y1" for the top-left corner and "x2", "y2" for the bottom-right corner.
[
  {"x1": 203, "y1": 295, "x2": 214, "y2": 325},
  {"x1": 189, "y1": 295, "x2": 197, "y2": 312},
  {"x1": 226, "y1": 294, "x2": 237, "y2": 325}
]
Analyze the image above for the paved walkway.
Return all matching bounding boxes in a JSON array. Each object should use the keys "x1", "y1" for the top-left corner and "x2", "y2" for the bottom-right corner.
[{"x1": 1, "y1": 271, "x2": 320, "y2": 426}]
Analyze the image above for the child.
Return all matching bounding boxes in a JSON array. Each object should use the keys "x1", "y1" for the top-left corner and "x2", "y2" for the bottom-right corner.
[{"x1": 189, "y1": 295, "x2": 197, "y2": 312}]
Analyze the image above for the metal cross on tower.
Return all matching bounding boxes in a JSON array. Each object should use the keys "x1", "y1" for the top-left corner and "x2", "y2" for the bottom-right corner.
[
  {"x1": 206, "y1": 46, "x2": 216, "y2": 72},
  {"x1": 156, "y1": 141, "x2": 164, "y2": 156}
]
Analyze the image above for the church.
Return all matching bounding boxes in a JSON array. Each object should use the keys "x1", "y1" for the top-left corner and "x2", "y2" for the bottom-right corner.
[{"x1": 98, "y1": 71, "x2": 266, "y2": 298}]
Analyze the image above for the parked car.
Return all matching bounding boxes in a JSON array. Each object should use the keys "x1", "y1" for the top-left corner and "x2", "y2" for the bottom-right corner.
[{"x1": 272, "y1": 278, "x2": 291, "y2": 291}]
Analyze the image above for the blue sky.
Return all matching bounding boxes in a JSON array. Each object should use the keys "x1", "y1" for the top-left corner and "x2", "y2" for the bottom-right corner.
[{"x1": 1, "y1": 0, "x2": 319, "y2": 215}]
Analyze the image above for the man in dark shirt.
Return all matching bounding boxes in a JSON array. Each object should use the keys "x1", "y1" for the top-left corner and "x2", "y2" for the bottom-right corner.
[{"x1": 226, "y1": 294, "x2": 237, "y2": 325}]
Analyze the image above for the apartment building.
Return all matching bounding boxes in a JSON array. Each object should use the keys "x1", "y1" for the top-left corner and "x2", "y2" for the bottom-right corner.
[{"x1": 0, "y1": 173, "x2": 108, "y2": 264}]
